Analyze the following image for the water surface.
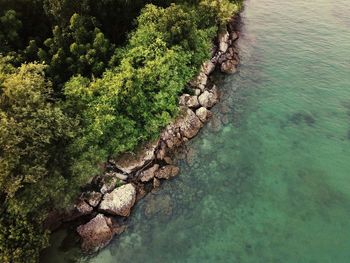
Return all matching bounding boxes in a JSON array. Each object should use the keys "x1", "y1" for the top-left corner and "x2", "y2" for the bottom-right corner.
[{"x1": 43, "y1": 0, "x2": 350, "y2": 262}]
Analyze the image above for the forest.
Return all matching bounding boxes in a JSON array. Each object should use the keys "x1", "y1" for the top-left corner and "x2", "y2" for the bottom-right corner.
[{"x1": 0, "y1": 0, "x2": 242, "y2": 262}]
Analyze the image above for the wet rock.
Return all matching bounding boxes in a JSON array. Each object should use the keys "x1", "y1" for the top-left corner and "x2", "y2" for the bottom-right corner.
[
  {"x1": 155, "y1": 165, "x2": 180, "y2": 180},
  {"x1": 140, "y1": 164, "x2": 159, "y2": 182},
  {"x1": 198, "y1": 86, "x2": 219, "y2": 109},
  {"x1": 178, "y1": 107, "x2": 203, "y2": 139},
  {"x1": 218, "y1": 30, "x2": 229, "y2": 53},
  {"x1": 164, "y1": 156, "x2": 173, "y2": 164},
  {"x1": 99, "y1": 184, "x2": 136, "y2": 217},
  {"x1": 196, "y1": 107, "x2": 212, "y2": 123},
  {"x1": 110, "y1": 140, "x2": 158, "y2": 174},
  {"x1": 221, "y1": 60, "x2": 238, "y2": 74},
  {"x1": 84, "y1": 191, "x2": 102, "y2": 208},
  {"x1": 208, "y1": 116, "x2": 222, "y2": 133},
  {"x1": 289, "y1": 112, "x2": 316, "y2": 126},
  {"x1": 77, "y1": 214, "x2": 114, "y2": 252},
  {"x1": 153, "y1": 178, "x2": 161, "y2": 189}
]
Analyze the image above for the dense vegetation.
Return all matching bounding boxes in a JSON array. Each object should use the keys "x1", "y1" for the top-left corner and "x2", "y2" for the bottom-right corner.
[{"x1": 0, "y1": 0, "x2": 243, "y2": 262}]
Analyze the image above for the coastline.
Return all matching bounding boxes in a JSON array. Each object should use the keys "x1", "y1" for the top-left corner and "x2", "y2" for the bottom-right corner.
[{"x1": 44, "y1": 14, "x2": 242, "y2": 253}]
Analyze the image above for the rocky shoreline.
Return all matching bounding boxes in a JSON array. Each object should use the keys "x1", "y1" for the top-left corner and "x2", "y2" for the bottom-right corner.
[{"x1": 44, "y1": 15, "x2": 241, "y2": 253}]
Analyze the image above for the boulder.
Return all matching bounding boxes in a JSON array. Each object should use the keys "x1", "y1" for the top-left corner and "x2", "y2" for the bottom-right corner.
[
  {"x1": 155, "y1": 165, "x2": 180, "y2": 180},
  {"x1": 179, "y1": 94, "x2": 199, "y2": 108},
  {"x1": 202, "y1": 61, "x2": 216, "y2": 75},
  {"x1": 139, "y1": 164, "x2": 159, "y2": 183},
  {"x1": 198, "y1": 87, "x2": 219, "y2": 109},
  {"x1": 99, "y1": 184, "x2": 136, "y2": 217},
  {"x1": 221, "y1": 59, "x2": 238, "y2": 74},
  {"x1": 178, "y1": 107, "x2": 203, "y2": 139},
  {"x1": 196, "y1": 107, "x2": 212, "y2": 123},
  {"x1": 190, "y1": 72, "x2": 208, "y2": 91},
  {"x1": 77, "y1": 214, "x2": 114, "y2": 252},
  {"x1": 75, "y1": 199, "x2": 93, "y2": 215},
  {"x1": 110, "y1": 140, "x2": 158, "y2": 174},
  {"x1": 218, "y1": 30, "x2": 229, "y2": 53},
  {"x1": 100, "y1": 175, "x2": 120, "y2": 194}
]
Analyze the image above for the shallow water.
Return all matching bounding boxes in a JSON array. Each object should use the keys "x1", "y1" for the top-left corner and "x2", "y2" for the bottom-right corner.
[{"x1": 42, "y1": 0, "x2": 350, "y2": 262}]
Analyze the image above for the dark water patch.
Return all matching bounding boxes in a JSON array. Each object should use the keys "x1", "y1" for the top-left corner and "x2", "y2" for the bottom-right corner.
[{"x1": 288, "y1": 112, "x2": 316, "y2": 126}]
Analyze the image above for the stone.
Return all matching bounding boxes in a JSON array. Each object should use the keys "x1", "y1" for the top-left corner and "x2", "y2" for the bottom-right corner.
[
  {"x1": 196, "y1": 107, "x2": 212, "y2": 123},
  {"x1": 153, "y1": 178, "x2": 161, "y2": 189},
  {"x1": 99, "y1": 184, "x2": 136, "y2": 217},
  {"x1": 198, "y1": 88, "x2": 219, "y2": 109},
  {"x1": 155, "y1": 165, "x2": 180, "y2": 180},
  {"x1": 100, "y1": 176, "x2": 119, "y2": 194},
  {"x1": 84, "y1": 191, "x2": 102, "y2": 207},
  {"x1": 221, "y1": 60, "x2": 238, "y2": 74},
  {"x1": 75, "y1": 199, "x2": 93, "y2": 215},
  {"x1": 140, "y1": 164, "x2": 159, "y2": 182},
  {"x1": 186, "y1": 96, "x2": 200, "y2": 108},
  {"x1": 218, "y1": 30, "x2": 229, "y2": 53},
  {"x1": 202, "y1": 61, "x2": 216, "y2": 75},
  {"x1": 164, "y1": 156, "x2": 173, "y2": 164},
  {"x1": 190, "y1": 72, "x2": 208, "y2": 91},
  {"x1": 110, "y1": 140, "x2": 158, "y2": 174},
  {"x1": 178, "y1": 107, "x2": 203, "y2": 139},
  {"x1": 77, "y1": 214, "x2": 114, "y2": 252}
]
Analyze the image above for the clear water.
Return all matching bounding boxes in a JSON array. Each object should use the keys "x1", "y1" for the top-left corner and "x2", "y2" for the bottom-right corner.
[{"x1": 42, "y1": 0, "x2": 350, "y2": 262}]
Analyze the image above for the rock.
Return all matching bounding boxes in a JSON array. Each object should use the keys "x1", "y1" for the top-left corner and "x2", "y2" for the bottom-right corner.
[
  {"x1": 155, "y1": 165, "x2": 180, "y2": 180},
  {"x1": 164, "y1": 156, "x2": 173, "y2": 164},
  {"x1": 110, "y1": 140, "x2": 158, "y2": 174},
  {"x1": 218, "y1": 30, "x2": 229, "y2": 53},
  {"x1": 230, "y1": 31, "x2": 239, "y2": 41},
  {"x1": 140, "y1": 164, "x2": 159, "y2": 182},
  {"x1": 178, "y1": 107, "x2": 203, "y2": 139},
  {"x1": 190, "y1": 72, "x2": 208, "y2": 91},
  {"x1": 221, "y1": 60, "x2": 238, "y2": 74},
  {"x1": 100, "y1": 176, "x2": 119, "y2": 194},
  {"x1": 77, "y1": 214, "x2": 114, "y2": 252},
  {"x1": 99, "y1": 184, "x2": 136, "y2": 217},
  {"x1": 198, "y1": 87, "x2": 219, "y2": 109},
  {"x1": 208, "y1": 116, "x2": 222, "y2": 133},
  {"x1": 195, "y1": 89, "x2": 201, "y2": 96},
  {"x1": 84, "y1": 191, "x2": 102, "y2": 208},
  {"x1": 179, "y1": 94, "x2": 200, "y2": 108},
  {"x1": 153, "y1": 178, "x2": 161, "y2": 189},
  {"x1": 202, "y1": 61, "x2": 216, "y2": 75},
  {"x1": 196, "y1": 107, "x2": 212, "y2": 123},
  {"x1": 75, "y1": 199, "x2": 93, "y2": 215}
]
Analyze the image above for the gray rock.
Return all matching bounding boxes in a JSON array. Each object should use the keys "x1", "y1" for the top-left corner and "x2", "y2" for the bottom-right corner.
[
  {"x1": 99, "y1": 184, "x2": 136, "y2": 217},
  {"x1": 140, "y1": 164, "x2": 159, "y2": 182},
  {"x1": 196, "y1": 107, "x2": 212, "y2": 123}
]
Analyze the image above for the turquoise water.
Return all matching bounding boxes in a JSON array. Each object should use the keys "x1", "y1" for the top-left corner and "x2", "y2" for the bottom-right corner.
[{"x1": 42, "y1": 0, "x2": 350, "y2": 262}]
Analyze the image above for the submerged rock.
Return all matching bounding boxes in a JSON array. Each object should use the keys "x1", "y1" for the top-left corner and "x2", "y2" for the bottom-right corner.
[
  {"x1": 155, "y1": 165, "x2": 180, "y2": 180},
  {"x1": 99, "y1": 184, "x2": 136, "y2": 216}
]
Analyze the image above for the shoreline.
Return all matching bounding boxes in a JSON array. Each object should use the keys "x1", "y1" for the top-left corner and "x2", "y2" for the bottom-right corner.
[{"x1": 44, "y1": 14, "x2": 242, "y2": 253}]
